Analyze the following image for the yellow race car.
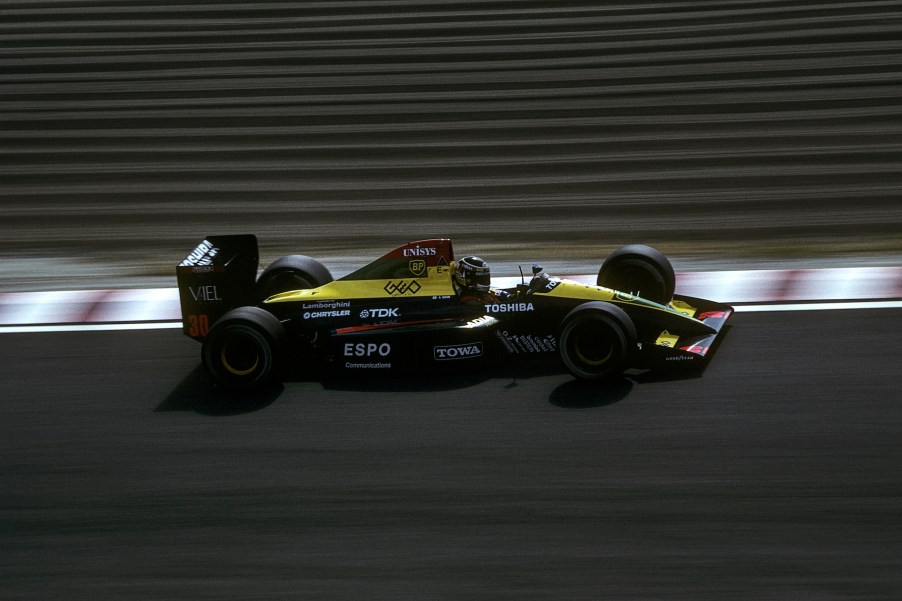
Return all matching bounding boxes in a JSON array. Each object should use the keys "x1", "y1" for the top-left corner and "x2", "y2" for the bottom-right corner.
[{"x1": 177, "y1": 237, "x2": 731, "y2": 389}]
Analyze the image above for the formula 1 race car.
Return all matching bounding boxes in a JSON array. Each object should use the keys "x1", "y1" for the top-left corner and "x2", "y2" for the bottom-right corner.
[{"x1": 177, "y1": 237, "x2": 731, "y2": 389}]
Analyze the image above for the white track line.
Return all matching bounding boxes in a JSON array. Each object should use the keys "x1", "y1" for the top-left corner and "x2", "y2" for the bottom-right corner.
[
  {"x1": 733, "y1": 300, "x2": 902, "y2": 312},
  {"x1": 0, "y1": 322, "x2": 183, "y2": 334}
]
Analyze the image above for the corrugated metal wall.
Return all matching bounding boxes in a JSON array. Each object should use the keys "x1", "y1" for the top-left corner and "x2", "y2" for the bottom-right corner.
[{"x1": 2, "y1": 1, "x2": 901, "y2": 277}]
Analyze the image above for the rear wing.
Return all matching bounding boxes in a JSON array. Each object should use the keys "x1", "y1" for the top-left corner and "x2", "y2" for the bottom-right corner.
[{"x1": 176, "y1": 235, "x2": 259, "y2": 341}]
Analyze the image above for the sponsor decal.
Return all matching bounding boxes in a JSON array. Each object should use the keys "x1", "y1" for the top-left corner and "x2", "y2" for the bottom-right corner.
[
  {"x1": 343, "y1": 342, "x2": 392, "y2": 358},
  {"x1": 496, "y1": 331, "x2": 556, "y2": 354},
  {"x1": 384, "y1": 280, "x2": 421, "y2": 295},
  {"x1": 680, "y1": 344, "x2": 709, "y2": 356},
  {"x1": 464, "y1": 315, "x2": 494, "y2": 328},
  {"x1": 186, "y1": 313, "x2": 210, "y2": 337},
  {"x1": 698, "y1": 311, "x2": 727, "y2": 320},
  {"x1": 484, "y1": 302, "x2": 534, "y2": 314},
  {"x1": 304, "y1": 310, "x2": 350, "y2": 319},
  {"x1": 359, "y1": 308, "x2": 399, "y2": 319},
  {"x1": 189, "y1": 284, "x2": 223, "y2": 302},
  {"x1": 656, "y1": 330, "x2": 679, "y2": 348},
  {"x1": 180, "y1": 240, "x2": 219, "y2": 267},
  {"x1": 302, "y1": 300, "x2": 351, "y2": 310},
  {"x1": 403, "y1": 245, "x2": 437, "y2": 257},
  {"x1": 345, "y1": 362, "x2": 392, "y2": 369},
  {"x1": 434, "y1": 342, "x2": 484, "y2": 360},
  {"x1": 409, "y1": 259, "x2": 426, "y2": 276},
  {"x1": 669, "y1": 300, "x2": 697, "y2": 317}
]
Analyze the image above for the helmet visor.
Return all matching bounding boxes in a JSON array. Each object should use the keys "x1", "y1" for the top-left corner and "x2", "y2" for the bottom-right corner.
[{"x1": 472, "y1": 271, "x2": 491, "y2": 291}]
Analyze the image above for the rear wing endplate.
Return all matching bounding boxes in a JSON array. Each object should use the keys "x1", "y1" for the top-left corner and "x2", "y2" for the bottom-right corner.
[{"x1": 175, "y1": 235, "x2": 259, "y2": 340}]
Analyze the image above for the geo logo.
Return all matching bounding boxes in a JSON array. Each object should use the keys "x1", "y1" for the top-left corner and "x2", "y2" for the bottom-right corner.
[{"x1": 384, "y1": 280, "x2": 421, "y2": 295}]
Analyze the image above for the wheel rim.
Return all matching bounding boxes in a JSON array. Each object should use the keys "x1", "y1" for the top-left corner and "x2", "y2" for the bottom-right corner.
[
  {"x1": 220, "y1": 336, "x2": 261, "y2": 376},
  {"x1": 562, "y1": 314, "x2": 628, "y2": 378},
  {"x1": 572, "y1": 330, "x2": 615, "y2": 366}
]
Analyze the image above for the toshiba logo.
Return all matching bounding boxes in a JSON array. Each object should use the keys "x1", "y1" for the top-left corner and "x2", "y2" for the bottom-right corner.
[{"x1": 433, "y1": 342, "x2": 483, "y2": 360}]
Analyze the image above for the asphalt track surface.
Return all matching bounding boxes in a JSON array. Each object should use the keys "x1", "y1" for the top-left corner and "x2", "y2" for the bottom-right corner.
[{"x1": 2, "y1": 308, "x2": 901, "y2": 599}]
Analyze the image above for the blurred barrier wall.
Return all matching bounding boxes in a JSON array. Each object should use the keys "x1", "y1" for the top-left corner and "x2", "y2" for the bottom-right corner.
[{"x1": 2, "y1": 1, "x2": 902, "y2": 287}]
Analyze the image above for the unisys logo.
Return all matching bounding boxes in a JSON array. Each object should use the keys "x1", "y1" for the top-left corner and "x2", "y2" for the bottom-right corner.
[{"x1": 403, "y1": 245, "x2": 437, "y2": 257}]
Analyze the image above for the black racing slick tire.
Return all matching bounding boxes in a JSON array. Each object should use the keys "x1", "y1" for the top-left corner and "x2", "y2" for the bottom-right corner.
[
  {"x1": 559, "y1": 302, "x2": 638, "y2": 381},
  {"x1": 255, "y1": 255, "x2": 333, "y2": 301},
  {"x1": 202, "y1": 307, "x2": 287, "y2": 389},
  {"x1": 597, "y1": 244, "x2": 675, "y2": 305}
]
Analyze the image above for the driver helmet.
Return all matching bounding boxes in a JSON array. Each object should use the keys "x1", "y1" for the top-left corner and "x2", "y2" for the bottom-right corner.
[{"x1": 455, "y1": 256, "x2": 491, "y2": 292}]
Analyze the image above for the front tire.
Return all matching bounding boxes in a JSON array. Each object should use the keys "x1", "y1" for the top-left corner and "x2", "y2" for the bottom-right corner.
[
  {"x1": 559, "y1": 302, "x2": 637, "y2": 380},
  {"x1": 597, "y1": 244, "x2": 675, "y2": 305},
  {"x1": 202, "y1": 307, "x2": 286, "y2": 389}
]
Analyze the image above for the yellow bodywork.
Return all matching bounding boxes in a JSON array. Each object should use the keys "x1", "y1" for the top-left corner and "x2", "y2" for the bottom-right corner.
[
  {"x1": 543, "y1": 280, "x2": 698, "y2": 317},
  {"x1": 264, "y1": 265, "x2": 457, "y2": 303},
  {"x1": 264, "y1": 268, "x2": 702, "y2": 351},
  {"x1": 543, "y1": 280, "x2": 702, "y2": 350}
]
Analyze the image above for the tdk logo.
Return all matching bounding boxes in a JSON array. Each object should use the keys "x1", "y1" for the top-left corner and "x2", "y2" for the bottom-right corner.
[
  {"x1": 360, "y1": 308, "x2": 399, "y2": 319},
  {"x1": 403, "y1": 245, "x2": 437, "y2": 257},
  {"x1": 434, "y1": 342, "x2": 483, "y2": 360}
]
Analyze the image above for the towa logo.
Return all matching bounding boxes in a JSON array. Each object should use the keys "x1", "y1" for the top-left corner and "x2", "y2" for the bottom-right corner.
[{"x1": 434, "y1": 342, "x2": 483, "y2": 360}]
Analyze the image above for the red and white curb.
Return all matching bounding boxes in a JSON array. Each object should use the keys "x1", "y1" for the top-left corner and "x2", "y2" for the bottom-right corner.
[{"x1": 1, "y1": 267, "x2": 900, "y2": 333}]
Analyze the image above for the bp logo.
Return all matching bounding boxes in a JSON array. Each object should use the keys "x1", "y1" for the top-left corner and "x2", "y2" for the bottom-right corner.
[{"x1": 409, "y1": 259, "x2": 426, "y2": 276}]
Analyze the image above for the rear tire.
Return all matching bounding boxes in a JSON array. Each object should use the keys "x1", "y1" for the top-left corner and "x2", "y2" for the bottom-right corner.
[
  {"x1": 202, "y1": 307, "x2": 286, "y2": 389},
  {"x1": 559, "y1": 302, "x2": 637, "y2": 380},
  {"x1": 597, "y1": 244, "x2": 675, "y2": 305},
  {"x1": 256, "y1": 255, "x2": 333, "y2": 301}
]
